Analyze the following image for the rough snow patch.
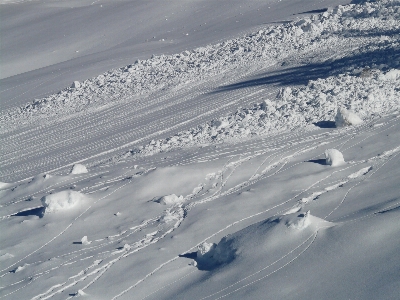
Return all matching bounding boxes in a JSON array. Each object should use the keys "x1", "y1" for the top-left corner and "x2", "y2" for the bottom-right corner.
[
  {"x1": 325, "y1": 149, "x2": 345, "y2": 167},
  {"x1": 70, "y1": 164, "x2": 88, "y2": 175},
  {"x1": 41, "y1": 190, "x2": 86, "y2": 213},
  {"x1": 348, "y1": 166, "x2": 372, "y2": 179},
  {"x1": 335, "y1": 107, "x2": 363, "y2": 127},
  {"x1": 154, "y1": 194, "x2": 184, "y2": 206}
]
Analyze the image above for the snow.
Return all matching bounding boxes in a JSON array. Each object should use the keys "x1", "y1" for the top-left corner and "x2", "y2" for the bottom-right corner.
[
  {"x1": 1, "y1": 0, "x2": 400, "y2": 299},
  {"x1": 70, "y1": 163, "x2": 88, "y2": 174},
  {"x1": 325, "y1": 149, "x2": 345, "y2": 166},
  {"x1": 335, "y1": 107, "x2": 363, "y2": 127},
  {"x1": 40, "y1": 190, "x2": 87, "y2": 213},
  {"x1": 154, "y1": 194, "x2": 184, "y2": 206}
]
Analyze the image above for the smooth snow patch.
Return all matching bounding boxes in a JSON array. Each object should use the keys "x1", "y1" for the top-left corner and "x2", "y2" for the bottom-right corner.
[
  {"x1": 70, "y1": 163, "x2": 88, "y2": 175},
  {"x1": 335, "y1": 107, "x2": 363, "y2": 127},
  {"x1": 41, "y1": 190, "x2": 86, "y2": 213},
  {"x1": 325, "y1": 149, "x2": 345, "y2": 167}
]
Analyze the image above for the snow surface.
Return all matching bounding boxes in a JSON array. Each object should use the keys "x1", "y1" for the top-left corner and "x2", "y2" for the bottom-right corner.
[{"x1": 1, "y1": 0, "x2": 400, "y2": 299}]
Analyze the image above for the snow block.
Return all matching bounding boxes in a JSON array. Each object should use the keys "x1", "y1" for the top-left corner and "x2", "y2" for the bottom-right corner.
[
  {"x1": 325, "y1": 149, "x2": 345, "y2": 167},
  {"x1": 41, "y1": 190, "x2": 86, "y2": 213},
  {"x1": 70, "y1": 163, "x2": 88, "y2": 175},
  {"x1": 335, "y1": 107, "x2": 363, "y2": 127}
]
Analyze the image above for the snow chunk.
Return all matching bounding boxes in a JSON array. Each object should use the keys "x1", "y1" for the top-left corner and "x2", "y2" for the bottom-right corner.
[
  {"x1": 70, "y1": 163, "x2": 88, "y2": 174},
  {"x1": 154, "y1": 194, "x2": 184, "y2": 205},
  {"x1": 71, "y1": 81, "x2": 81, "y2": 89},
  {"x1": 325, "y1": 149, "x2": 345, "y2": 167},
  {"x1": 81, "y1": 236, "x2": 92, "y2": 245},
  {"x1": 335, "y1": 107, "x2": 363, "y2": 127},
  {"x1": 41, "y1": 190, "x2": 86, "y2": 213}
]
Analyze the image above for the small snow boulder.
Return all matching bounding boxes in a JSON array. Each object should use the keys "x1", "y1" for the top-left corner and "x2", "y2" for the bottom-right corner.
[
  {"x1": 335, "y1": 107, "x2": 363, "y2": 127},
  {"x1": 325, "y1": 149, "x2": 345, "y2": 167},
  {"x1": 71, "y1": 81, "x2": 81, "y2": 89},
  {"x1": 70, "y1": 164, "x2": 88, "y2": 175},
  {"x1": 154, "y1": 194, "x2": 184, "y2": 205},
  {"x1": 41, "y1": 190, "x2": 86, "y2": 213}
]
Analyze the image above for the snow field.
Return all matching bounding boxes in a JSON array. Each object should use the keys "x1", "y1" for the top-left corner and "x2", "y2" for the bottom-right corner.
[{"x1": 1, "y1": 0, "x2": 400, "y2": 299}]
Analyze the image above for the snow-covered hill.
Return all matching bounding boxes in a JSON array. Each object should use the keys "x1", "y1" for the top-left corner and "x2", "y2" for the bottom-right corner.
[{"x1": 1, "y1": 0, "x2": 400, "y2": 299}]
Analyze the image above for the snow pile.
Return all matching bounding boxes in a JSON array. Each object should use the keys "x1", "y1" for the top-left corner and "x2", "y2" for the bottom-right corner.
[
  {"x1": 70, "y1": 163, "x2": 88, "y2": 175},
  {"x1": 325, "y1": 149, "x2": 345, "y2": 166},
  {"x1": 287, "y1": 210, "x2": 311, "y2": 229},
  {"x1": 41, "y1": 190, "x2": 87, "y2": 213},
  {"x1": 335, "y1": 107, "x2": 363, "y2": 127},
  {"x1": 118, "y1": 68, "x2": 399, "y2": 160},
  {"x1": 154, "y1": 194, "x2": 184, "y2": 206},
  {"x1": 2, "y1": 0, "x2": 399, "y2": 131},
  {"x1": 195, "y1": 238, "x2": 236, "y2": 270}
]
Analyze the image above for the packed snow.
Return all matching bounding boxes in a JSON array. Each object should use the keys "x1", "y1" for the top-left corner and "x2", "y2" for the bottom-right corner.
[{"x1": 1, "y1": 0, "x2": 400, "y2": 299}]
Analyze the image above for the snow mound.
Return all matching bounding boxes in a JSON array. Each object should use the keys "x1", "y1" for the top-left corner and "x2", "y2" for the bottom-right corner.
[
  {"x1": 70, "y1": 163, "x2": 88, "y2": 175},
  {"x1": 41, "y1": 190, "x2": 86, "y2": 213},
  {"x1": 195, "y1": 239, "x2": 236, "y2": 270},
  {"x1": 154, "y1": 194, "x2": 184, "y2": 206},
  {"x1": 335, "y1": 107, "x2": 363, "y2": 127},
  {"x1": 325, "y1": 149, "x2": 345, "y2": 167},
  {"x1": 287, "y1": 210, "x2": 311, "y2": 230}
]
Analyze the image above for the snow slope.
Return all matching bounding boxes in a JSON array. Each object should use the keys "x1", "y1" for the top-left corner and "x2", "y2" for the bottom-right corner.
[{"x1": 1, "y1": 0, "x2": 400, "y2": 299}]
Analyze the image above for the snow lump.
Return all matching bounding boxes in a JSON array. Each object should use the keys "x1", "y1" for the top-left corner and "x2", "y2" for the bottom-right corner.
[
  {"x1": 325, "y1": 149, "x2": 345, "y2": 167},
  {"x1": 335, "y1": 107, "x2": 363, "y2": 127},
  {"x1": 70, "y1": 163, "x2": 88, "y2": 174},
  {"x1": 41, "y1": 190, "x2": 87, "y2": 213}
]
